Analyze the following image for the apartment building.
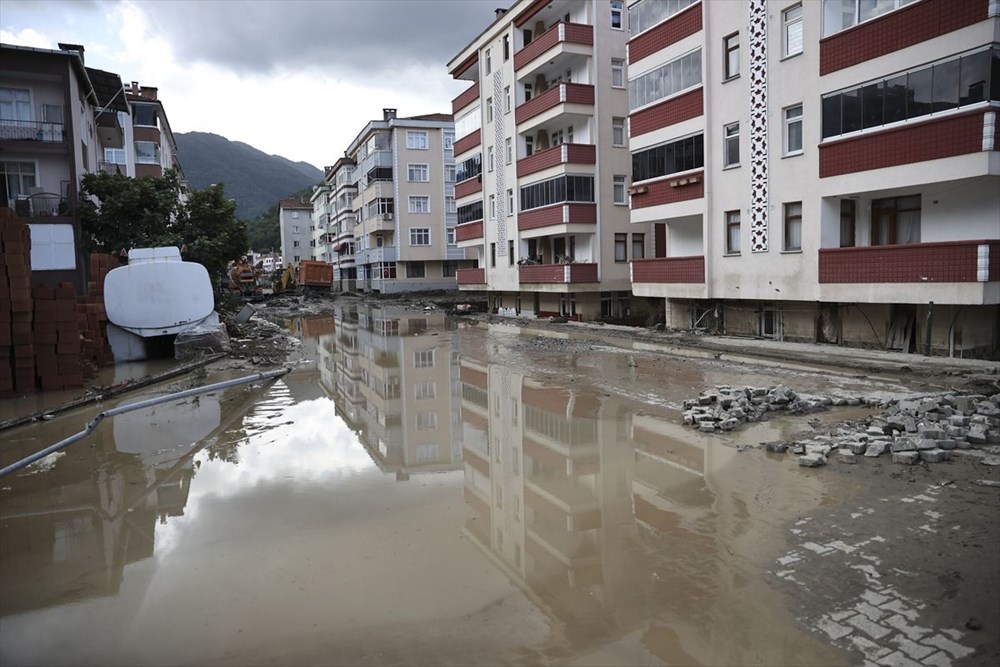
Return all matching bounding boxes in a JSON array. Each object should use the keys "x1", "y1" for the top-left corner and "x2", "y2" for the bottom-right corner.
[
  {"x1": 447, "y1": 0, "x2": 645, "y2": 321},
  {"x1": 0, "y1": 42, "x2": 129, "y2": 290},
  {"x1": 309, "y1": 183, "x2": 331, "y2": 262},
  {"x1": 119, "y1": 81, "x2": 184, "y2": 187},
  {"x1": 324, "y1": 157, "x2": 358, "y2": 291},
  {"x1": 346, "y1": 109, "x2": 470, "y2": 293},
  {"x1": 626, "y1": 0, "x2": 999, "y2": 356},
  {"x1": 278, "y1": 198, "x2": 312, "y2": 267}
]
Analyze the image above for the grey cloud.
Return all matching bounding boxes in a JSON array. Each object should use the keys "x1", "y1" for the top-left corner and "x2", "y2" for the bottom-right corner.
[{"x1": 136, "y1": 0, "x2": 501, "y2": 77}]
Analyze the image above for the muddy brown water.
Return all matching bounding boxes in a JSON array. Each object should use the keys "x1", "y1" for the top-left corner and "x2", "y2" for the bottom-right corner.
[{"x1": 1, "y1": 306, "x2": 920, "y2": 666}]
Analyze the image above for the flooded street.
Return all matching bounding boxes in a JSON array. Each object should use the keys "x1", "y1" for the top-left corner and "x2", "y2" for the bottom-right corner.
[{"x1": 0, "y1": 307, "x2": 995, "y2": 666}]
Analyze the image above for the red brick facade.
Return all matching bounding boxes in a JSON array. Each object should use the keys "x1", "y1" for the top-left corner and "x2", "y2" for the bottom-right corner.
[
  {"x1": 632, "y1": 256, "x2": 705, "y2": 284},
  {"x1": 453, "y1": 129, "x2": 481, "y2": 157},
  {"x1": 629, "y1": 88, "x2": 703, "y2": 137},
  {"x1": 452, "y1": 83, "x2": 479, "y2": 115},
  {"x1": 515, "y1": 84, "x2": 594, "y2": 124},
  {"x1": 516, "y1": 143, "x2": 596, "y2": 177},
  {"x1": 819, "y1": 111, "x2": 988, "y2": 178},
  {"x1": 517, "y1": 203, "x2": 596, "y2": 231},
  {"x1": 456, "y1": 267, "x2": 485, "y2": 285},
  {"x1": 819, "y1": 0, "x2": 987, "y2": 75},
  {"x1": 455, "y1": 221, "x2": 483, "y2": 242},
  {"x1": 455, "y1": 177, "x2": 483, "y2": 199},
  {"x1": 514, "y1": 22, "x2": 593, "y2": 71},
  {"x1": 818, "y1": 240, "x2": 1000, "y2": 283},
  {"x1": 628, "y1": 2, "x2": 702, "y2": 65},
  {"x1": 630, "y1": 171, "x2": 704, "y2": 209},
  {"x1": 518, "y1": 263, "x2": 598, "y2": 283}
]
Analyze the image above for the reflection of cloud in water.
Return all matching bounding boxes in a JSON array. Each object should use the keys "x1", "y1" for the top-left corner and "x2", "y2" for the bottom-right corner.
[{"x1": 155, "y1": 396, "x2": 374, "y2": 557}]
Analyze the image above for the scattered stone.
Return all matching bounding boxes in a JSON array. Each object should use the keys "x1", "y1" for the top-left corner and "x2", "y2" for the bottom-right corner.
[
  {"x1": 799, "y1": 453, "x2": 827, "y2": 468},
  {"x1": 980, "y1": 456, "x2": 1000, "y2": 466},
  {"x1": 892, "y1": 451, "x2": 920, "y2": 465},
  {"x1": 838, "y1": 450, "x2": 858, "y2": 464},
  {"x1": 919, "y1": 449, "x2": 951, "y2": 463},
  {"x1": 865, "y1": 442, "x2": 890, "y2": 457},
  {"x1": 764, "y1": 441, "x2": 788, "y2": 453},
  {"x1": 972, "y1": 479, "x2": 1000, "y2": 487}
]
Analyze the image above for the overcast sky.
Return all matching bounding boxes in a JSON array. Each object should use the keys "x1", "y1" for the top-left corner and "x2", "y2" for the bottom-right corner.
[{"x1": 1, "y1": 0, "x2": 499, "y2": 168}]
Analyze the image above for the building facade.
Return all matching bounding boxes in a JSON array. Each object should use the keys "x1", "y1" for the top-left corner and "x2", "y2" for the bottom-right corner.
[
  {"x1": 324, "y1": 157, "x2": 358, "y2": 290},
  {"x1": 121, "y1": 81, "x2": 185, "y2": 187},
  {"x1": 344, "y1": 109, "x2": 470, "y2": 293},
  {"x1": 625, "y1": 0, "x2": 999, "y2": 356},
  {"x1": 309, "y1": 183, "x2": 331, "y2": 262},
  {"x1": 448, "y1": 0, "x2": 646, "y2": 321},
  {"x1": 278, "y1": 198, "x2": 313, "y2": 268}
]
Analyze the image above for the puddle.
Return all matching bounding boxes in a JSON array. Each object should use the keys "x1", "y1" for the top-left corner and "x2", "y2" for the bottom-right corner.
[{"x1": 0, "y1": 305, "x2": 925, "y2": 666}]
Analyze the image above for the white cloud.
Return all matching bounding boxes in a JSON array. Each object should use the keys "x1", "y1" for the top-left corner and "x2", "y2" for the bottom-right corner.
[{"x1": 0, "y1": 27, "x2": 55, "y2": 48}]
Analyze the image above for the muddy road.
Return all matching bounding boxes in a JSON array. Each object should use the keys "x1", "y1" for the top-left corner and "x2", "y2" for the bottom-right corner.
[{"x1": 0, "y1": 304, "x2": 997, "y2": 667}]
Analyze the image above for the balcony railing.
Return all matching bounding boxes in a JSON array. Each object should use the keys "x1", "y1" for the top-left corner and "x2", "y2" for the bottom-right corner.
[
  {"x1": 457, "y1": 268, "x2": 486, "y2": 285},
  {"x1": 455, "y1": 177, "x2": 483, "y2": 199},
  {"x1": 515, "y1": 83, "x2": 595, "y2": 125},
  {"x1": 518, "y1": 203, "x2": 596, "y2": 231},
  {"x1": 519, "y1": 263, "x2": 598, "y2": 284},
  {"x1": 514, "y1": 22, "x2": 594, "y2": 71},
  {"x1": 517, "y1": 143, "x2": 595, "y2": 178},
  {"x1": 0, "y1": 119, "x2": 65, "y2": 143},
  {"x1": 98, "y1": 161, "x2": 126, "y2": 175},
  {"x1": 456, "y1": 220, "x2": 484, "y2": 242},
  {"x1": 452, "y1": 82, "x2": 480, "y2": 115},
  {"x1": 11, "y1": 193, "x2": 73, "y2": 218},
  {"x1": 631, "y1": 256, "x2": 705, "y2": 284},
  {"x1": 818, "y1": 240, "x2": 1000, "y2": 284}
]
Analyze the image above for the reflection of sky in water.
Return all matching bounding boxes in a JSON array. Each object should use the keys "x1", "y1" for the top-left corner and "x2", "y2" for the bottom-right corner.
[{"x1": 154, "y1": 383, "x2": 375, "y2": 557}]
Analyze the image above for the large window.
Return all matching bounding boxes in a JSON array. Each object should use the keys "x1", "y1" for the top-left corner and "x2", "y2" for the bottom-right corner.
[
  {"x1": 406, "y1": 130, "x2": 428, "y2": 149},
  {"x1": 132, "y1": 103, "x2": 157, "y2": 127},
  {"x1": 822, "y1": 0, "x2": 919, "y2": 38},
  {"x1": 1, "y1": 161, "x2": 36, "y2": 202},
  {"x1": 724, "y1": 34, "x2": 740, "y2": 80},
  {"x1": 406, "y1": 262, "x2": 426, "y2": 278},
  {"x1": 414, "y1": 349, "x2": 435, "y2": 368},
  {"x1": 519, "y1": 175, "x2": 594, "y2": 211},
  {"x1": 407, "y1": 163, "x2": 429, "y2": 182},
  {"x1": 631, "y1": 134, "x2": 703, "y2": 182},
  {"x1": 135, "y1": 141, "x2": 161, "y2": 164},
  {"x1": 410, "y1": 228, "x2": 430, "y2": 245},
  {"x1": 871, "y1": 195, "x2": 921, "y2": 246},
  {"x1": 0, "y1": 87, "x2": 31, "y2": 121},
  {"x1": 783, "y1": 202, "x2": 802, "y2": 251},
  {"x1": 629, "y1": 49, "x2": 702, "y2": 110},
  {"x1": 455, "y1": 107, "x2": 481, "y2": 140},
  {"x1": 784, "y1": 105, "x2": 803, "y2": 155},
  {"x1": 408, "y1": 196, "x2": 430, "y2": 214},
  {"x1": 725, "y1": 211, "x2": 741, "y2": 254},
  {"x1": 457, "y1": 200, "x2": 483, "y2": 224},
  {"x1": 783, "y1": 4, "x2": 803, "y2": 57},
  {"x1": 821, "y1": 47, "x2": 999, "y2": 139},
  {"x1": 628, "y1": 0, "x2": 698, "y2": 36},
  {"x1": 456, "y1": 153, "x2": 482, "y2": 182},
  {"x1": 104, "y1": 148, "x2": 126, "y2": 164},
  {"x1": 723, "y1": 123, "x2": 740, "y2": 167}
]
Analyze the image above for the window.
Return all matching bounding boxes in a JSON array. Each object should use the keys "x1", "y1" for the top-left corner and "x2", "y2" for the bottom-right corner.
[
  {"x1": 447, "y1": 228, "x2": 456, "y2": 245},
  {"x1": 628, "y1": 49, "x2": 702, "y2": 110},
  {"x1": 406, "y1": 130, "x2": 428, "y2": 149},
  {"x1": 455, "y1": 107, "x2": 481, "y2": 140},
  {"x1": 508, "y1": 240, "x2": 515, "y2": 266},
  {"x1": 822, "y1": 0, "x2": 919, "y2": 37},
  {"x1": 456, "y1": 153, "x2": 482, "y2": 182},
  {"x1": 443, "y1": 260, "x2": 458, "y2": 276},
  {"x1": 415, "y1": 382, "x2": 437, "y2": 400},
  {"x1": 485, "y1": 47, "x2": 492, "y2": 75},
  {"x1": 505, "y1": 137, "x2": 512, "y2": 164},
  {"x1": 135, "y1": 141, "x2": 160, "y2": 164},
  {"x1": 410, "y1": 227, "x2": 430, "y2": 245},
  {"x1": 723, "y1": 123, "x2": 740, "y2": 167},
  {"x1": 524, "y1": 82, "x2": 533, "y2": 102},
  {"x1": 293, "y1": 255, "x2": 300, "y2": 262},
  {"x1": 871, "y1": 195, "x2": 921, "y2": 246},
  {"x1": 525, "y1": 135, "x2": 534, "y2": 156},
  {"x1": 487, "y1": 146, "x2": 494, "y2": 172},
  {"x1": 612, "y1": 117, "x2": 626, "y2": 146},
  {"x1": 725, "y1": 211, "x2": 741, "y2": 254},
  {"x1": 783, "y1": 202, "x2": 802, "y2": 251},
  {"x1": 132, "y1": 104, "x2": 157, "y2": 127},
  {"x1": 104, "y1": 148, "x2": 126, "y2": 164},
  {"x1": 408, "y1": 196, "x2": 430, "y2": 214},
  {"x1": 414, "y1": 349, "x2": 435, "y2": 368},
  {"x1": 629, "y1": 0, "x2": 698, "y2": 36},
  {"x1": 507, "y1": 188, "x2": 514, "y2": 216},
  {"x1": 784, "y1": 105, "x2": 803, "y2": 155},
  {"x1": 505, "y1": 86, "x2": 511, "y2": 113},
  {"x1": 406, "y1": 262, "x2": 426, "y2": 278},
  {"x1": 783, "y1": 4, "x2": 803, "y2": 57},
  {"x1": 503, "y1": 35, "x2": 510, "y2": 61},
  {"x1": 612, "y1": 58, "x2": 625, "y2": 88},
  {"x1": 724, "y1": 33, "x2": 740, "y2": 80},
  {"x1": 487, "y1": 97, "x2": 493, "y2": 123},
  {"x1": 407, "y1": 163, "x2": 429, "y2": 182},
  {"x1": 613, "y1": 175, "x2": 627, "y2": 204},
  {"x1": 490, "y1": 242, "x2": 496, "y2": 267},
  {"x1": 631, "y1": 134, "x2": 704, "y2": 182},
  {"x1": 293, "y1": 225, "x2": 299, "y2": 233},
  {"x1": 611, "y1": 0, "x2": 624, "y2": 29},
  {"x1": 446, "y1": 196, "x2": 456, "y2": 213},
  {"x1": 293, "y1": 240, "x2": 300, "y2": 248},
  {"x1": 614, "y1": 234, "x2": 627, "y2": 262},
  {"x1": 0, "y1": 88, "x2": 32, "y2": 122},
  {"x1": 489, "y1": 195, "x2": 496, "y2": 220},
  {"x1": 458, "y1": 200, "x2": 483, "y2": 224},
  {"x1": 445, "y1": 164, "x2": 456, "y2": 182},
  {"x1": 840, "y1": 199, "x2": 856, "y2": 248},
  {"x1": 519, "y1": 175, "x2": 595, "y2": 211},
  {"x1": 291, "y1": 212, "x2": 299, "y2": 219},
  {"x1": 27, "y1": 223, "x2": 75, "y2": 270},
  {"x1": 632, "y1": 233, "x2": 645, "y2": 259}
]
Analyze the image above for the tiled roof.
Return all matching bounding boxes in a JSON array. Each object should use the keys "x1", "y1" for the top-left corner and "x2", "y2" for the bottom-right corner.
[{"x1": 279, "y1": 199, "x2": 312, "y2": 209}]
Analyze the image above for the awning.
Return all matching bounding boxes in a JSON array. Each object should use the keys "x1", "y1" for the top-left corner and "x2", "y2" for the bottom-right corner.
[{"x1": 332, "y1": 242, "x2": 345, "y2": 252}]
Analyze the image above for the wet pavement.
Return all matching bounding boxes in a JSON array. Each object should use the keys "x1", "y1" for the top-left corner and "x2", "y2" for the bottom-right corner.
[{"x1": 0, "y1": 306, "x2": 991, "y2": 666}]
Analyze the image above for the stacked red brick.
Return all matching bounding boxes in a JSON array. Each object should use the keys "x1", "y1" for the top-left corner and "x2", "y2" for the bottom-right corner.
[
  {"x1": 33, "y1": 283, "x2": 83, "y2": 390},
  {"x1": 79, "y1": 253, "x2": 114, "y2": 368},
  {"x1": 1, "y1": 210, "x2": 34, "y2": 396}
]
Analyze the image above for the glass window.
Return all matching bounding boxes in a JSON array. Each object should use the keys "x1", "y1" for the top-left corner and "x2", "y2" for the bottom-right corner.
[
  {"x1": 447, "y1": 228, "x2": 456, "y2": 244},
  {"x1": 519, "y1": 175, "x2": 595, "y2": 211},
  {"x1": 406, "y1": 262, "x2": 426, "y2": 278},
  {"x1": 487, "y1": 97, "x2": 493, "y2": 123},
  {"x1": 612, "y1": 58, "x2": 625, "y2": 88},
  {"x1": 409, "y1": 228, "x2": 430, "y2": 245},
  {"x1": 487, "y1": 146, "x2": 494, "y2": 172},
  {"x1": 455, "y1": 153, "x2": 482, "y2": 182},
  {"x1": 455, "y1": 107, "x2": 481, "y2": 140},
  {"x1": 443, "y1": 131, "x2": 454, "y2": 150},
  {"x1": 611, "y1": 0, "x2": 624, "y2": 29},
  {"x1": 445, "y1": 165, "x2": 456, "y2": 182},
  {"x1": 414, "y1": 349, "x2": 435, "y2": 368},
  {"x1": 632, "y1": 233, "x2": 645, "y2": 260},
  {"x1": 457, "y1": 200, "x2": 483, "y2": 224},
  {"x1": 629, "y1": 0, "x2": 698, "y2": 36},
  {"x1": 407, "y1": 163, "x2": 429, "y2": 182},
  {"x1": 489, "y1": 195, "x2": 496, "y2": 220},
  {"x1": 503, "y1": 35, "x2": 510, "y2": 61},
  {"x1": 104, "y1": 148, "x2": 126, "y2": 164},
  {"x1": 840, "y1": 199, "x2": 856, "y2": 247},
  {"x1": 612, "y1": 117, "x2": 625, "y2": 146},
  {"x1": 0, "y1": 87, "x2": 32, "y2": 121},
  {"x1": 632, "y1": 134, "x2": 704, "y2": 182},
  {"x1": 408, "y1": 196, "x2": 430, "y2": 214},
  {"x1": 724, "y1": 34, "x2": 739, "y2": 80},
  {"x1": 628, "y1": 49, "x2": 702, "y2": 110},
  {"x1": 507, "y1": 188, "x2": 514, "y2": 216},
  {"x1": 723, "y1": 123, "x2": 740, "y2": 167},
  {"x1": 132, "y1": 104, "x2": 157, "y2": 127},
  {"x1": 406, "y1": 131, "x2": 428, "y2": 149},
  {"x1": 446, "y1": 196, "x2": 456, "y2": 213},
  {"x1": 135, "y1": 141, "x2": 160, "y2": 164},
  {"x1": 783, "y1": 202, "x2": 802, "y2": 251},
  {"x1": 725, "y1": 210, "x2": 741, "y2": 254},
  {"x1": 613, "y1": 175, "x2": 627, "y2": 204},
  {"x1": 505, "y1": 86, "x2": 511, "y2": 113},
  {"x1": 871, "y1": 195, "x2": 921, "y2": 245},
  {"x1": 784, "y1": 106, "x2": 803, "y2": 154},
  {"x1": 614, "y1": 233, "x2": 627, "y2": 262},
  {"x1": 506, "y1": 137, "x2": 512, "y2": 164},
  {"x1": 783, "y1": 4, "x2": 803, "y2": 57}
]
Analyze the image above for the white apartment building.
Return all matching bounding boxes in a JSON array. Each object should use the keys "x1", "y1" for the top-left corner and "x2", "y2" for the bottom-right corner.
[
  {"x1": 625, "y1": 0, "x2": 999, "y2": 356},
  {"x1": 324, "y1": 157, "x2": 358, "y2": 291},
  {"x1": 309, "y1": 183, "x2": 331, "y2": 262},
  {"x1": 448, "y1": 0, "x2": 647, "y2": 321},
  {"x1": 346, "y1": 109, "x2": 471, "y2": 293},
  {"x1": 278, "y1": 198, "x2": 313, "y2": 268}
]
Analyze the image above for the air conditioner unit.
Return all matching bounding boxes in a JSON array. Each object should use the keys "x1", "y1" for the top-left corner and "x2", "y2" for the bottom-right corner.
[{"x1": 382, "y1": 213, "x2": 392, "y2": 221}]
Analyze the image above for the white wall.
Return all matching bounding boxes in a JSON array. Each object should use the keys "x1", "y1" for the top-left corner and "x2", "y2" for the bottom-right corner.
[{"x1": 669, "y1": 215, "x2": 702, "y2": 256}]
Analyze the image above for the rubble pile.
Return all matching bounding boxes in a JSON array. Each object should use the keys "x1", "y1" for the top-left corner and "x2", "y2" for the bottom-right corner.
[{"x1": 681, "y1": 384, "x2": 842, "y2": 432}]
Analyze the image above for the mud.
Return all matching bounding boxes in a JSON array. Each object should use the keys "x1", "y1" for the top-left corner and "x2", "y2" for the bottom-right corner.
[{"x1": 0, "y1": 305, "x2": 997, "y2": 666}]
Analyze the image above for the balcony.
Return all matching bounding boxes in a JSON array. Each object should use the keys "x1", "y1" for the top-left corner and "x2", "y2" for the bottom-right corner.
[
  {"x1": 519, "y1": 263, "x2": 598, "y2": 284},
  {"x1": 517, "y1": 143, "x2": 595, "y2": 178},
  {"x1": 819, "y1": 241, "x2": 999, "y2": 284},
  {"x1": 514, "y1": 22, "x2": 593, "y2": 72},
  {"x1": 454, "y1": 177, "x2": 482, "y2": 199},
  {"x1": 98, "y1": 161, "x2": 126, "y2": 175},
  {"x1": 453, "y1": 129, "x2": 481, "y2": 156},
  {"x1": 457, "y1": 268, "x2": 485, "y2": 285},
  {"x1": 631, "y1": 256, "x2": 705, "y2": 284},
  {"x1": 11, "y1": 193, "x2": 74, "y2": 220},
  {"x1": 0, "y1": 119, "x2": 65, "y2": 143},
  {"x1": 452, "y1": 82, "x2": 479, "y2": 115},
  {"x1": 515, "y1": 83, "x2": 594, "y2": 126},
  {"x1": 518, "y1": 203, "x2": 596, "y2": 233},
  {"x1": 455, "y1": 220, "x2": 484, "y2": 242}
]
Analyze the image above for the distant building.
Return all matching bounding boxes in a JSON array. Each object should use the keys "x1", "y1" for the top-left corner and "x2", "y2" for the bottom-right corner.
[
  {"x1": 0, "y1": 41, "x2": 129, "y2": 290},
  {"x1": 278, "y1": 198, "x2": 313, "y2": 267},
  {"x1": 325, "y1": 157, "x2": 358, "y2": 291},
  {"x1": 122, "y1": 81, "x2": 186, "y2": 192},
  {"x1": 345, "y1": 109, "x2": 473, "y2": 293},
  {"x1": 309, "y1": 183, "x2": 331, "y2": 262}
]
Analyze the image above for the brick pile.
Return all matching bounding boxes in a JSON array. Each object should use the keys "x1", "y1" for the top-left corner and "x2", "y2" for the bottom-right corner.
[
  {"x1": 33, "y1": 283, "x2": 83, "y2": 390},
  {"x1": 78, "y1": 253, "x2": 114, "y2": 369},
  {"x1": 1, "y1": 210, "x2": 34, "y2": 397}
]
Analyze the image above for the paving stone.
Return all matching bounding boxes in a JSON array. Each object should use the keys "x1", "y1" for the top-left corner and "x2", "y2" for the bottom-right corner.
[
  {"x1": 891, "y1": 636, "x2": 935, "y2": 660},
  {"x1": 893, "y1": 451, "x2": 920, "y2": 465},
  {"x1": 817, "y1": 616, "x2": 853, "y2": 640},
  {"x1": 856, "y1": 601, "x2": 886, "y2": 621},
  {"x1": 923, "y1": 635, "x2": 974, "y2": 659},
  {"x1": 849, "y1": 635, "x2": 893, "y2": 661},
  {"x1": 877, "y1": 651, "x2": 923, "y2": 667},
  {"x1": 861, "y1": 589, "x2": 891, "y2": 607},
  {"x1": 848, "y1": 613, "x2": 892, "y2": 639},
  {"x1": 920, "y1": 651, "x2": 952, "y2": 667},
  {"x1": 803, "y1": 541, "x2": 831, "y2": 554}
]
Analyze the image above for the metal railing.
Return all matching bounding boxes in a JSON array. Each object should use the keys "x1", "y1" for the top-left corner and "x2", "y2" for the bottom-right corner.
[{"x1": 0, "y1": 119, "x2": 65, "y2": 143}]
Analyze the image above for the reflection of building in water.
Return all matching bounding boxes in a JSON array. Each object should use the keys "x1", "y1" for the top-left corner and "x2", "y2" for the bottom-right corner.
[{"x1": 321, "y1": 305, "x2": 462, "y2": 476}]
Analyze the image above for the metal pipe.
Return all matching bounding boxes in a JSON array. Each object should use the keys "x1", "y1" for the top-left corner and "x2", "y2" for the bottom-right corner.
[
  {"x1": 924, "y1": 301, "x2": 934, "y2": 356},
  {"x1": 0, "y1": 368, "x2": 290, "y2": 478}
]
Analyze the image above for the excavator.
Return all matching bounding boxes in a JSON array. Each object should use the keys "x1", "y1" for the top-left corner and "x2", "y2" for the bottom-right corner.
[{"x1": 227, "y1": 257, "x2": 263, "y2": 299}]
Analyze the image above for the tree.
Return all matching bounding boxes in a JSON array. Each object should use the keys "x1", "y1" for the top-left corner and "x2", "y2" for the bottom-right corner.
[{"x1": 175, "y1": 184, "x2": 248, "y2": 284}]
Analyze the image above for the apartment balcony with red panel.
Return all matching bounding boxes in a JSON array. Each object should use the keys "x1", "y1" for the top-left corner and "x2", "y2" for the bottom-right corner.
[
  {"x1": 518, "y1": 203, "x2": 596, "y2": 232},
  {"x1": 455, "y1": 177, "x2": 482, "y2": 199},
  {"x1": 818, "y1": 240, "x2": 999, "y2": 284},
  {"x1": 629, "y1": 88, "x2": 703, "y2": 137},
  {"x1": 628, "y1": 1, "x2": 702, "y2": 65},
  {"x1": 516, "y1": 143, "x2": 595, "y2": 178},
  {"x1": 455, "y1": 220, "x2": 484, "y2": 242},
  {"x1": 452, "y1": 82, "x2": 479, "y2": 115},
  {"x1": 519, "y1": 263, "x2": 598, "y2": 284},
  {"x1": 515, "y1": 83, "x2": 594, "y2": 125},
  {"x1": 630, "y1": 171, "x2": 704, "y2": 209},
  {"x1": 631, "y1": 256, "x2": 705, "y2": 284},
  {"x1": 453, "y1": 129, "x2": 481, "y2": 156},
  {"x1": 457, "y1": 267, "x2": 486, "y2": 285},
  {"x1": 514, "y1": 22, "x2": 593, "y2": 72}
]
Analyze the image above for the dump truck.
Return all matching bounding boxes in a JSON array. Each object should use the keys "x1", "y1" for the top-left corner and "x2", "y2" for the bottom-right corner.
[{"x1": 297, "y1": 260, "x2": 333, "y2": 293}]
